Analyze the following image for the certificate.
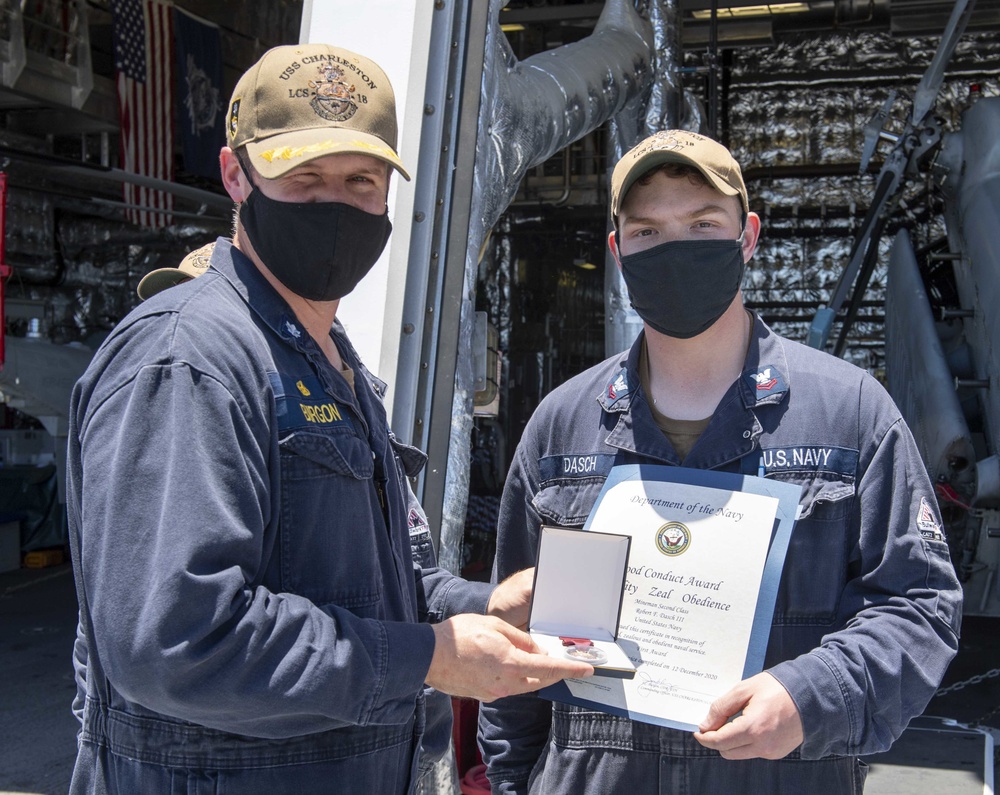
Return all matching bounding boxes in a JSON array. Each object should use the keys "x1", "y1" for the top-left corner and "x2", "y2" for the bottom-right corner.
[{"x1": 538, "y1": 464, "x2": 801, "y2": 732}]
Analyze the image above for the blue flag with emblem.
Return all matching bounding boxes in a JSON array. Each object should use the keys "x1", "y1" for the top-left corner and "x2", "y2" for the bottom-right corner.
[{"x1": 173, "y1": 7, "x2": 224, "y2": 180}]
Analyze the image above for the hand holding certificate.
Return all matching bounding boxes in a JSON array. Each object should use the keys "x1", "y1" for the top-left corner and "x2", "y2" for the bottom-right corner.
[{"x1": 537, "y1": 464, "x2": 801, "y2": 732}]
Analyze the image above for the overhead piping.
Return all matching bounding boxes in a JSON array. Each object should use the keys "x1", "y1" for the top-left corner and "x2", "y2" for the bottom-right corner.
[{"x1": 434, "y1": 0, "x2": 655, "y2": 574}]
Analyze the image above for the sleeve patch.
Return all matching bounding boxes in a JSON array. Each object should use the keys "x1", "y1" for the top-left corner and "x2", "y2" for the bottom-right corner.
[{"x1": 917, "y1": 495, "x2": 945, "y2": 541}]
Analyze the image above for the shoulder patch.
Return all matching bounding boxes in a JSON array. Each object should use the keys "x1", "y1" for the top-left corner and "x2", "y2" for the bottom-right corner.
[
  {"x1": 916, "y1": 496, "x2": 945, "y2": 541},
  {"x1": 408, "y1": 507, "x2": 430, "y2": 538}
]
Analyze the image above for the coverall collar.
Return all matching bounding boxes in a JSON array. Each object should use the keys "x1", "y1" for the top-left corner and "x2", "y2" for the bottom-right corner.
[{"x1": 598, "y1": 314, "x2": 791, "y2": 470}]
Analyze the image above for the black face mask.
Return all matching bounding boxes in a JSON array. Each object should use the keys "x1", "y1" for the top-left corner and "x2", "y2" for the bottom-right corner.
[
  {"x1": 618, "y1": 234, "x2": 745, "y2": 339},
  {"x1": 238, "y1": 188, "x2": 392, "y2": 302}
]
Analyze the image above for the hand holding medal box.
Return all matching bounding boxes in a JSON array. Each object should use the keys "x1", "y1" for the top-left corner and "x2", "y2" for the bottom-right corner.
[
  {"x1": 536, "y1": 464, "x2": 801, "y2": 731},
  {"x1": 528, "y1": 526, "x2": 637, "y2": 678}
]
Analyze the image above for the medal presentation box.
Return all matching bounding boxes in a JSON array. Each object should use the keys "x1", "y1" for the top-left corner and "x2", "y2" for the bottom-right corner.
[{"x1": 529, "y1": 525, "x2": 637, "y2": 679}]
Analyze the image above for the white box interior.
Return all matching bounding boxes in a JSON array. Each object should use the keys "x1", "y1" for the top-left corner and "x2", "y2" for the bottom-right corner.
[{"x1": 529, "y1": 526, "x2": 629, "y2": 639}]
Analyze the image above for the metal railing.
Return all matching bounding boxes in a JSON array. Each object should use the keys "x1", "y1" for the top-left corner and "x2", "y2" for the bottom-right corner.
[{"x1": 0, "y1": 0, "x2": 93, "y2": 109}]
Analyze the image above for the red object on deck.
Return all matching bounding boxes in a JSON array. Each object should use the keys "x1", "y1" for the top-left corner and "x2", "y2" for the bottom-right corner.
[
  {"x1": 0, "y1": 172, "x2": 10, "y2": 371},
  {"x1": 452, "y1": 697, "x2": 483, "y2": 782}
]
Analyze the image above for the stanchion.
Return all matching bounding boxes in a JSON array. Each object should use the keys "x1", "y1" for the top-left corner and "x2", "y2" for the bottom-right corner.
[{"x1": 0, "y1": 172, "x2": 11, "y2": 371}]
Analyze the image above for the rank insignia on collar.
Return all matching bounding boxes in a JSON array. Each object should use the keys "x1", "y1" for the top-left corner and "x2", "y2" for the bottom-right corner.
[
  {"x1": 605, "y1": 369, "x2": 630, "y2": 407},
  {"x1": 745, "y1": 364, "x2": 787, "y2": 397}
]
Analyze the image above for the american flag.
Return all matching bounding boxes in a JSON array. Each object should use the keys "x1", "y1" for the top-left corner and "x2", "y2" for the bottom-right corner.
[{"x1": 111, "y1": 0, "x2": 174, "y2": 227}]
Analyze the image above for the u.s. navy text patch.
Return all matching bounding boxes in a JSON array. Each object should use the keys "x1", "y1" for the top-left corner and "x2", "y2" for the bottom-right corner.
[{"x1": 759, "y1": 445, "x2": 858, "y2": 478}]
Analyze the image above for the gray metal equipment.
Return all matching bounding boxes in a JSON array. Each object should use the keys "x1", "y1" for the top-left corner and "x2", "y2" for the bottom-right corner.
[
  {"x1": 911, "y1": 93, "x2": 1000, "y2": 616},
  {"x1": 808, "y1": 0, "x2": 977, "y2": 355},
  {"x1": 0, "y1": 335, "x2": 94, "y2": 515},
  {"x1": 829, "y1": 0, "x2": 1000, "y2": 616}
]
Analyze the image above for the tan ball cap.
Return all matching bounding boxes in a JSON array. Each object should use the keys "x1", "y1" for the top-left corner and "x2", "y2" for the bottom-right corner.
[
  {"x1": 137, "y1": 242, "x2": 215, "y2": 300},
  {"x1": 227, "y1": 44, "x2": 410, "y2": 181},
  {"x1": 611, "y1": 130, "x2": 748, "y2": 225}
]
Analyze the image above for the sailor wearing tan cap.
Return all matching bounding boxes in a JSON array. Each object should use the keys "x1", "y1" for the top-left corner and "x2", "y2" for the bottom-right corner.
[
  {"x1": 136, "y1": 241, "x2": 215, "y2": 300},
  {"x1": 479, "y1": 130, "x2": 962, "y2": 794},
  {"x1": 66, "y1": 45, "x2": 591, "y2": 795}
]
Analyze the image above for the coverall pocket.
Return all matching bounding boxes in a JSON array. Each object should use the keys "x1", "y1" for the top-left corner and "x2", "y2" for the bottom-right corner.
[
  {"x1": 278, "y1": 430, "x2": 382, "y2": 611},
  {"x1": 531, "y1": 480, "x2": 607, "y2": 527},
  {"x1": 772, "y1": 475, "x2": 856, "y2": 624},
  {"x1": 389, "y1": 435, "x2": 428, "y2": 479}
]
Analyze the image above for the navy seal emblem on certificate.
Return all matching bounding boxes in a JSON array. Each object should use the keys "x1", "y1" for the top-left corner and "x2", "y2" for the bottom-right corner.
[{"x1": 655, "y1": 521, "x2": 691, "y2": 556}]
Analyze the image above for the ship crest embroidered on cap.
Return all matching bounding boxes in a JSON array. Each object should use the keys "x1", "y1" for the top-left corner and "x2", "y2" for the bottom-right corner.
[
  {"x1": 308, "y1": 62, "x2": 358, "y2": 122},
  {"x1": 631, "y1": 130, "x2": 694, "y2": 159}
]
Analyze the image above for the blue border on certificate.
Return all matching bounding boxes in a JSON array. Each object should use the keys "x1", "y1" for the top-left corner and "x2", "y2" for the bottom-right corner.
[{"x1": 540, "y1": 463, "x2": 802, "y2": 731}]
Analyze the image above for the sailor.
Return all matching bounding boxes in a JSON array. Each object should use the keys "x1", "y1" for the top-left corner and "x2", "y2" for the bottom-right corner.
[{"x1": 479, "y1": 129, "x2": 962, "y2": 794}]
